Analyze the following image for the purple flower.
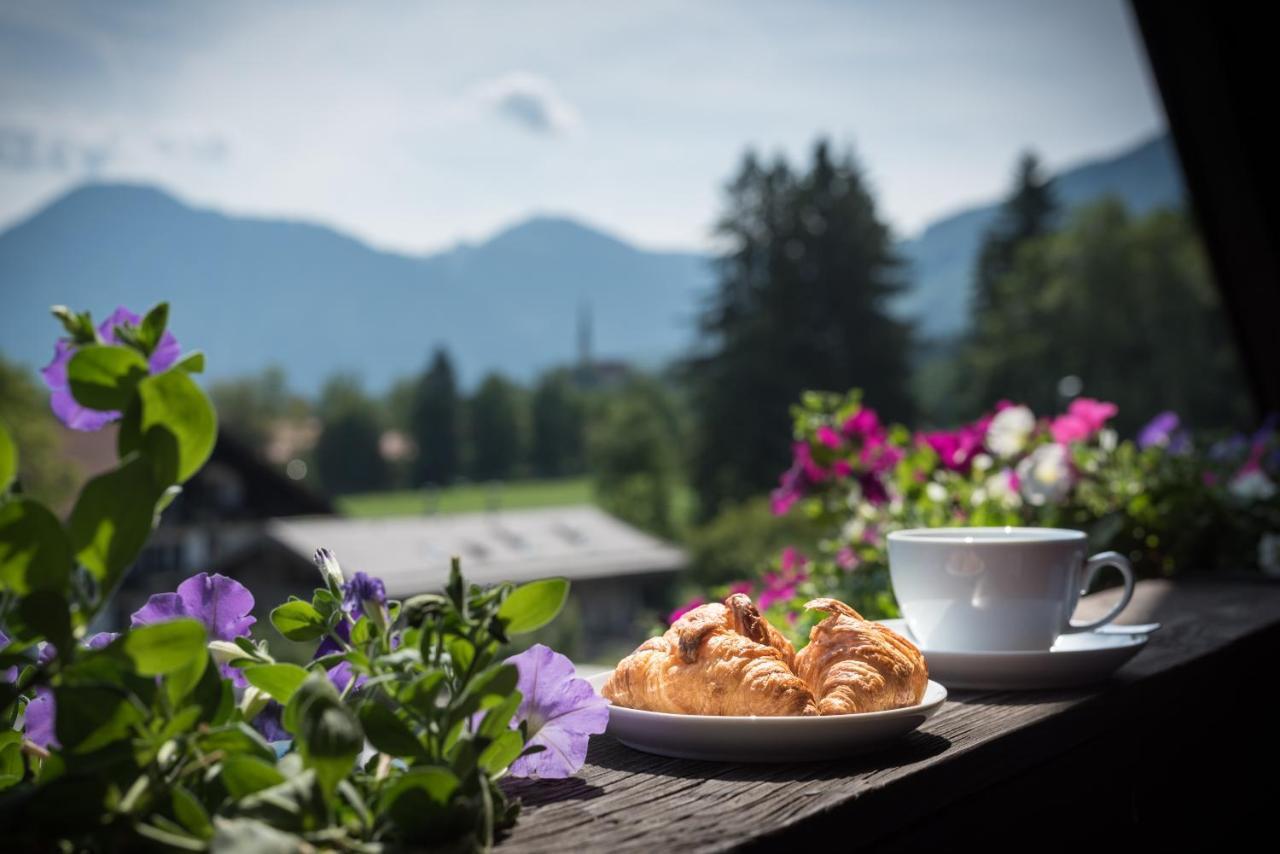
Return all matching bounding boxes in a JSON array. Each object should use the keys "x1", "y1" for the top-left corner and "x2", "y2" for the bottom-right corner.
[
  {"x1": 504, "y1": 644, "x2": 609, "y2": 779},
  {"x1": 312, "y1": 602, "x2": 369, "y2": 693},
  {"x1": 342, "y1": 572, "x2": 388, "y2": 626},
  {"x1": 1138, "y1": 411, "x2": 1191, "y2": 453},
  {"x1": 252, "y1": 701, "x2": 290, "y2": 743},
  {"x1": 41, "y1": 306, "x2": 181, "y2": 431},
  {"x1": 132, "y1": 572, "x2": 255, "y2": 682},
  {"x1": 23, "y1": 688, "x2": 59, "y2": 749},
  {"x1": 0, "y1": 630, "x2": 17, "y2": 683}
]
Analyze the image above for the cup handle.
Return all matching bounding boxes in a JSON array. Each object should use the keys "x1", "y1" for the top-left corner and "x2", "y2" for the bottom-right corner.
[{"x1": 1062, "y1": 551, "x2": 1135, "y2": 634}]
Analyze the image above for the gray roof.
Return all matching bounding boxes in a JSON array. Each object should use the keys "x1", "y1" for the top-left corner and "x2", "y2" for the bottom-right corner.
[{"x1": 265, "y1": 505, "x2": 686, "y2": 597}]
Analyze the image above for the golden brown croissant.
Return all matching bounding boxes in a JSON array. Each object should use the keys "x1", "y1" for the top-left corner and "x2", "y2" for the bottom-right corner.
[
  {"x1": 602, "y1": 594, "x2": 818, "y2": 716},
  {"x1": 794, "y1": 598, "x2": 928, "y2": 715}
]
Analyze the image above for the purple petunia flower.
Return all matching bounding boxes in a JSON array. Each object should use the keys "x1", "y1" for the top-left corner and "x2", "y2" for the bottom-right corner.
[
  {"x1": 41, "y1": 306, "x2": 181, "y2": 431},
  {"x1": 342, "y1": 572, "x2": 388, "y2": 624},
  {"x1": 504, "y1": 644, "x2": 609, "y2": 779},
  {"x1": 24, "y1": 688, "x2": 59, "y2": 749},
  {"x1": 252, "y1": 700, "x2": 290, "y2": 743},
  {"x1": 1138, "y1": 411, "x2": 1192, "y2": 454},
  {"x1": 132, "y1": 572, "x2": 255, "y2": 682}
]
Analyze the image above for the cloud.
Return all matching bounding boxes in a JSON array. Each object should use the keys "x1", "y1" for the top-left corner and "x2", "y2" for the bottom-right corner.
[
  {"x1": 475, "y1": 72, "x2": 580, "y2": 135},
  {"x1": 0, "y1": 124, "x2": 230, "y2": 174}
]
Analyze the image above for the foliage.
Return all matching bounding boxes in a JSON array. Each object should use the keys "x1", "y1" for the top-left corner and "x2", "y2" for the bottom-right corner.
[
  {"x1": 0, "y1": 355, "x2": 79, "y2": 508},
  {"x1": 409, "y1": 349, "x2": 463, "y2": 487},
  {"x1": 208, "y1": 366, "x2": 310, "y2": 451},
  {"x1": 961, "y1": 198, "x2": 1251, "y2": 434},
  {"x1": 529, "y1": 369, "x2": 586, "y2": 478},
  {"x1": 0, "y1": 305, "x2": 599, "y2": 851},
  {"x1": 468, "y1": 373, "x2": 524, "y2": 481},
  {"x1": 683, "y1": 496, "x2": 820, "y2": 588},
  {"x1": 314, "y1": 375, "x2": 390, "y2": 494},
  {"x1": 687, "y1": 139, "x2": 915, "y2": 520},
  {"x1": 587, "y1": 377, "x2": 682, "y2": 537}
]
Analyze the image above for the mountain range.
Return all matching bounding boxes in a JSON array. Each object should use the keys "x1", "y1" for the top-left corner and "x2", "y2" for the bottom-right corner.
[{"x1": 0, "y1": 132, "x2": 1184, "y2": 392}]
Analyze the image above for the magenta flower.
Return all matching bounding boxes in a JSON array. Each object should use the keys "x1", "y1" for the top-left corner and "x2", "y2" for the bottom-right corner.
[
  {"x1": 836, "y1": 547, "x2": 859, "y2": 570},
  {"x1": 727, "y1": 580, "x2": 754, "y2": 597},
  {"x1": 842, "y1": 408, "x2": 882, "y2": 441},
  {"x1": 779, "y1": 547, "x2": 807, "y2": 572},
  {"x1": 504, "y1": 644, "x2": 609, "y2": 779},
  {"x1": 41, "y1": 306, "x2": 181, "y2": 431},
  {"x1": 667, "y1": 596, "x2": 705, "y2": 625},
  {"x1": 816, "y1": 425, "x2": 842, "y2": 449},
  {"x1": 1051, "y1": 398, "x2": 1118, "y2": 444}
]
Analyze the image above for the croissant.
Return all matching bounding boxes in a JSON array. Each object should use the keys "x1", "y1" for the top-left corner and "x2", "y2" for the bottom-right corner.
[
  {"x1": 602, "y1": 593, "x2": 818, "y2": 716},
  {"x1": 794, "y1": 598, "x2": 928, "y2": 715}
]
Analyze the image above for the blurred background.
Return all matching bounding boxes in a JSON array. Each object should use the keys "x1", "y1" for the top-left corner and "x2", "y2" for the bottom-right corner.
[{"x1": 0, "y1": 0, "x2": 1255, "y2": 661}]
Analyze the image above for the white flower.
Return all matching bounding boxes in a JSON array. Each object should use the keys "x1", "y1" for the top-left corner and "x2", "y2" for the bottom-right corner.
[
  {"x1": 925, "y1": 482, "x2": 948, "y2": 503},
  {"x1": 1229, "y1": 469, "x2": 1277, "y2": 502},
  {"x1": 970, "y1": 488, "x2": 988, "y2": 507},
  {"x1": 972, "y1": 453, "x2": 993, "y2": 472},
  {"x1": 1098, "y1": 429, "x2": 1118, "y2": 452},
  {"x1": 986, "y1": 406, "x2": 1036, "y2": 458},
  {"x1": 985, "y1": 468, "x2": 1023, "y2": 509},
  {"x1": 1016, "y1": 443, "x2": 1074, "y2": 506}
]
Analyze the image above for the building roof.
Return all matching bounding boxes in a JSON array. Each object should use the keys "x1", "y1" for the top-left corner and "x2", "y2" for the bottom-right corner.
[{"x1": 264, "y1": 505, "x2": 686, "y2": 597}]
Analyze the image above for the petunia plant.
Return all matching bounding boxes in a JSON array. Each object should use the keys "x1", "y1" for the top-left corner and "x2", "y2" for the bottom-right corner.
[
  {"x1": 0, "y1": 304, "x2": 608, "y2": 851},
  {"x1": 680, "y1": 388, "x2": 1280, "y2": 645}
]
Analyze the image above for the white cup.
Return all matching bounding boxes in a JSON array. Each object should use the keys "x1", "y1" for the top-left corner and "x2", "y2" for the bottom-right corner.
[{"x1": 886, "y1": 527, "x2": 1135, "y2": 652}]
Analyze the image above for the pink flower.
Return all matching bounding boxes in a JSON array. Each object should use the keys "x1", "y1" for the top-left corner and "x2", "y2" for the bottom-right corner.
[
  {"x1": 779, "y1": 547, "x2": 807, "y2": 572},
  {"x1": 757, "y1": 585, "x2": 797, "y2": 611},
  {"x1": 842, "y1": 408, "x2": 882, "y2": 440},
  {"x1": 667, "y1": 596, "x2": 705, "y2": 625},
  {"x1": 1050, "y1": 413, "x2": 1092, "y2": 444},
  {"x1": 836, "y1": 547, "x2": 859, "y2": 570},
  {"x1": 1069, "y1": 398, "x2": 1118, "y2": 432},
  {"x1": 816, "y1": 425, "x2": 842, "y2": 449},
  {"x1": 921, "y1": 422, "x2": 987, "y2": 472},
  {"x1": 831, "y1": 459, "x2": 853, "y2": 478},
  {"x1": 727, "y1": 581, "x2": 754, "y2": 597}
]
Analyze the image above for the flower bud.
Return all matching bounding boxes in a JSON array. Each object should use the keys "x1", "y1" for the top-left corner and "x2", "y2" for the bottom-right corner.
[
  {"x1": 314, "y1": 547, "x2": 345, "y2": 592},
  {"x1": 208, "y1": 640, "x2": 251, "y2": 666}
]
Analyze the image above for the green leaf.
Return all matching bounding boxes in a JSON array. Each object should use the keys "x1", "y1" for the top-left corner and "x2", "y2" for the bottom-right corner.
[
  {"x1": 0, "y1": 418, "x2": 16, "y2": 494},
  {"x1": 269, "y1": 600, "x2": 326, "y2": 642},
  {"x1": 197, "y1": 723, "x2": 275, "y2": 763},
  {"x1": 8, "y1": 590, "x2": 73, "y2": 651},
  {"x1": 67, "y1": 454, "x2": 163, "y2": 587},
  {"x1": 139, "y1": 302, "x2": 170, "y2": 355},
  {"x1": 0, "y1": 498, "x2": 72, "y2": 595},
  {"x1": 282, "y1": 672, "x2": 339, "y2": 736},
  {"x1": 54, "y1": 684, "x2": 144, "y2": 753},
  {"x1": 379, "y1": 766, "x2": 463, "y2": 842},
  {"x1": 350, "y1": 616, "x2": 372, "y2": 645},
  {"x1": 446, "y1": 636, "x2": 475, "y2": 673},
  {"x1": 0, "y1": 732, "x2": 24, "y2": 790},
  {"x1": 477, "y1": 729, "x2": 524, "y2": 775},
  {"x1": 299, "y1": 701, "x2": 363, "y2": 797},
  {"x1": 221, "y1": 754, "x2": 288, "y2": 798},
  {"x1": 171, "y1": 783, "x2": 213, "y2": 840},
  {"x1": 124, "y1": 619, "x2": 208, "y2": 675},
  {"x1": 358, "y1": 700, "x2": 423, "y2": 757},
  {"x1": 404, "y1": 670, "x2": 447, "y2": 716},
  {"x1": 166, "y1": 650, "x2": 211, "y2": 707},
  {"x1": 173, "y1": 351, "x2": 205, "y2": 374},
  {"x1": 477, "y1": 692, "x2": 522, "y2": 740},
  {"x1": 243, "y1": 663, "x2": 310, "y2": 704},
  {"x1": 66, "y1": 344, "x2": 149, "y2": 411},
  {"x1": 498, "y1": 578, "x2": 569, "y2": 634},
  {"x1": 118, "y1": 370, "x2": 217, "y2": 484}
]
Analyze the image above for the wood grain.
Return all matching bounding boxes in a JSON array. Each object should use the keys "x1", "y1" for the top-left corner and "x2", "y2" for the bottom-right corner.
[{"x1": 497, "y1": 578, "x2": 1280, "y2": 852}]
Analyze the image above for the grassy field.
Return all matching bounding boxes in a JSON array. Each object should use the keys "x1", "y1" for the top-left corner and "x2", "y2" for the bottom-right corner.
[{"x1": 337, "y1": 477, "x2": 595, "y2": 518}]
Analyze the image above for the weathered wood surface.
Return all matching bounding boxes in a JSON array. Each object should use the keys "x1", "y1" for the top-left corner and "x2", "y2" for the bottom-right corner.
[{"x1": 497, "y1": 578, "x2": 1280, "y2": 851}]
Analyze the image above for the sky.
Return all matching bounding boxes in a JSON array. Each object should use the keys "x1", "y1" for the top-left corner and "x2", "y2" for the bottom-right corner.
[{"x1": 0, "y1": 0, "x2": 1166, "y2": 254}]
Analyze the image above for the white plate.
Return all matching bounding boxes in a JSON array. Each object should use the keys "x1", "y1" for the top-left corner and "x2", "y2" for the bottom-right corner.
[
  {"x1": 878, "y1": 619, "x2": 1153, "y2": 691},
  {"x1": 587, "y1": 672, "x2": 947, "y2": 762}
]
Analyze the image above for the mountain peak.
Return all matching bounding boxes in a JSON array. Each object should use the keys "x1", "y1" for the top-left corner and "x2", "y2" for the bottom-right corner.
[{"x1": 478, "y1": 215, "x2": 633, "y2": 257}]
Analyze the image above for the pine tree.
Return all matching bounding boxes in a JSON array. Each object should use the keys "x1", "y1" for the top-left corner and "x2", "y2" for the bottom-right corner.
[
  {"x1": 468, "y1": 372, "x2": 522, "y2": 480},
  {"x1": 409, "y1": 349, "x2": 461, "y2": 486},
  {"x1": 314, "y1": 374, "x2": 388, "y2": 494},
  {"x1": 688, "y1": 140, "x2": 915, "y2": 518},
  {"x1": 530, "y1": 369, "x2": 585, "y2": 477}
]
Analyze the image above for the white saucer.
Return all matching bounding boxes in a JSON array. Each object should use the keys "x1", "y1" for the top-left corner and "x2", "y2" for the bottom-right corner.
[
  {"x1": 878, "y1": 619, "x2": 1154, "y2": 691},
  {"x1": 587, "y1": 672, "x2": 947, "y2": 762}
]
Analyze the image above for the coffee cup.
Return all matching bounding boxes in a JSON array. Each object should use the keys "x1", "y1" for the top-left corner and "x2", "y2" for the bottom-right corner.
[{"x1": 886, "y1": 527, "x2": 1134, "y2": 652}]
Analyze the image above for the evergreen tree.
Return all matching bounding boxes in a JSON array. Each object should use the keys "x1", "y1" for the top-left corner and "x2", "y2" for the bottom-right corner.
[
  {"x1": 963, "y1": 199, "x2": 1250, "y2": 430},
  {"x1": 964, "y1": 153, "x2": 1058, "y2": 411},
  {"x1": 588, "y1": 377, "x2": 681, "y2": 537},
  {"x1": 314, "y1": 374, "x2": 388, "y2": 494},
  {"x1": 687, "y1": 140, "x2": 915, "y2": 518},
  {"x1": 530, "y1": 369, "x2": 586, "y2": 477},
  {"x1": 468, "y1": 372, "x2": 522, "y2": 480},
  {"x1": 409, "y1": 349, "x2": 461, "y2": 486}
]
